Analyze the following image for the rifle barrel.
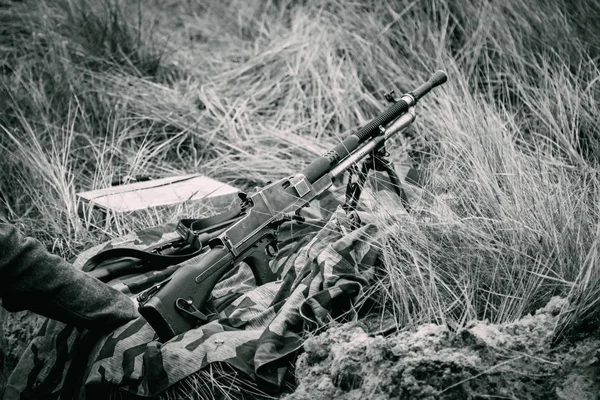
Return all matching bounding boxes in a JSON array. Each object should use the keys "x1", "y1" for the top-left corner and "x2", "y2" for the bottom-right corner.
[
  {"x1": 329, "y1": 108, "x2": 416, "y2": 179},
  {"x1": 300, "y1": 71, "x2": 447, "y2": 183}
]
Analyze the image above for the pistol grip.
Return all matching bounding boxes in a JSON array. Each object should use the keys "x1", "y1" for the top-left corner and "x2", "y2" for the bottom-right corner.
[{"x1": 243, "y1": 238, "x2": 278, "y2": 286}]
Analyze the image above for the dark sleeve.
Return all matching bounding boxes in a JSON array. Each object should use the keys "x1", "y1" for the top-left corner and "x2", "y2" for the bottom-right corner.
[{"x1": 0, "y1": 223, "x2": 139, "y2": 331}]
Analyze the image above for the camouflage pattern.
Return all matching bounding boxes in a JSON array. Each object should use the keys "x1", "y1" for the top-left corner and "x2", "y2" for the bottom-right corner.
[{"x1": 4, "y1": 174, "x2": 411, "y2": 399}]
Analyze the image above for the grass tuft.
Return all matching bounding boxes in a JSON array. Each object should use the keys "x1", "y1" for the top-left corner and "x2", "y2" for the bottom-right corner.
[{"x1": 2, "y1": 0, "x2": 600, "y2": 396}]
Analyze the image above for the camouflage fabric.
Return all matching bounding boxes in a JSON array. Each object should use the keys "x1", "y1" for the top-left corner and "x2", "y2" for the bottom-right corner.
[{"x1": 4, "y1": 179, "x2": 404, "y2": 400}]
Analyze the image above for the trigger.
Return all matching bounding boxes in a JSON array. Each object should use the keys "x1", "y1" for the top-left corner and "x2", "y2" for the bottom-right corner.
[{"x1": 265, "y1": 241, "x2": 279, "y2": 258}]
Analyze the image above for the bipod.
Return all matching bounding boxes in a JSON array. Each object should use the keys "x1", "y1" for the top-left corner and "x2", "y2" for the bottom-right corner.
[{"x1": 342, "y1": 145, "x2": 411, "y2": 217}]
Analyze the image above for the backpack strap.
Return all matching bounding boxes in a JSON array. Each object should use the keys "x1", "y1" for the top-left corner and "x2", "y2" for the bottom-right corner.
[
  {"x1": 83, "y1": 205, "x2": 244, "y2": 282},
  {"x1": 176, "y1": 203, "x2": 244, "y2": 246}
]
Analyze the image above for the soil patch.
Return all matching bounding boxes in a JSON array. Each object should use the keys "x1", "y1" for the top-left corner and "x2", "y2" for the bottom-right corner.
[{"x1": 286, "y1": 297, "x2": 600, "y2": 399}]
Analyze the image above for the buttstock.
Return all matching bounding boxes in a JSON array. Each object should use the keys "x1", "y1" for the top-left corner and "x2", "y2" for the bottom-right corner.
[{"x1": 138, "y1": 246, "x2": 234, "y2": 341}]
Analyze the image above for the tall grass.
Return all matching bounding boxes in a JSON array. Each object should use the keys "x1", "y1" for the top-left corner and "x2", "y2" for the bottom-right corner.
[{"x1": 1, "y1": 0, "x2": 600, "y2": 395}]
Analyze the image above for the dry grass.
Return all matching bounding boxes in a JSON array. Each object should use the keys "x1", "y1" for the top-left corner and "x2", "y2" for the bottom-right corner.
[{"x1": 1, "y1": 0, "x2": 600, "y2": 397}]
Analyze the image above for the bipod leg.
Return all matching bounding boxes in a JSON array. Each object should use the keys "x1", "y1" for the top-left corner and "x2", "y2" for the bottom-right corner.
[
  {"x1": 343, "y1": 159, "x2": 371, "y2": 214},
  {"x1": 371, "y1": 151, "x2": 411, "y2": 213},
  {"x1": 378, "y1": 161, "x2": 411, "y2": 213}
]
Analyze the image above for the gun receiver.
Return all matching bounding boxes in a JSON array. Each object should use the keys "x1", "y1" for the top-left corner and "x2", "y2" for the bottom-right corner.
[{"x1": 138, "y1": 71, "x2": 448, "y2": 341}]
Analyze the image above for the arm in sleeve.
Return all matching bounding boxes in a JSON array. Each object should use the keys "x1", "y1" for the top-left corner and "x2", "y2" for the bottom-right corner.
[{"x1": 0, "y1": 223, "x2": 139, "y2": 331}]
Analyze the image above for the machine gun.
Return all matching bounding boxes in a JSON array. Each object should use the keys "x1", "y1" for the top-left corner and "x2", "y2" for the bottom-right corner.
[{"x1": 136, "y1": 71, "x2": 448, "y2": 341}]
